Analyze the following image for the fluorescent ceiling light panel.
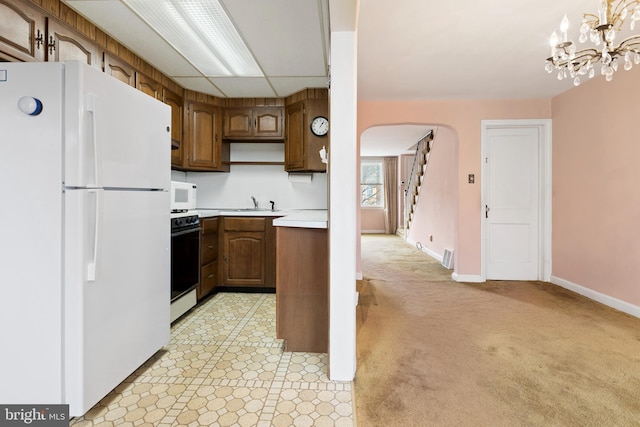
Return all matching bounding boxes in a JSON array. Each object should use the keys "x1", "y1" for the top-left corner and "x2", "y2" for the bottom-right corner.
[{"x1": 123, "y1": 0, "x2": 262, "y2": 77}]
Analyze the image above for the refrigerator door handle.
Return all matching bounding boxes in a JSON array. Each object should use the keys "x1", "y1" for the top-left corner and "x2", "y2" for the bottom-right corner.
[
  {"x1": 87, "y1": 189, "x2": 102, "y2": 281},
  {"x1": 86, "y1": 93, "x2": 101, "y2": 187}
]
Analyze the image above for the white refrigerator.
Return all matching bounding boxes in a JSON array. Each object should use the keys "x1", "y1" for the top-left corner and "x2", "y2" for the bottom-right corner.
[{"x1": 0, "y1": 61, "x2": 171, "y2": 417}]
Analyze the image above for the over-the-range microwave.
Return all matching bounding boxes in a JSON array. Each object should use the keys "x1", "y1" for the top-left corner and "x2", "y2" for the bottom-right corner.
[{"x1": 170, "y1": 181, "x2": 196, "y2": 212}]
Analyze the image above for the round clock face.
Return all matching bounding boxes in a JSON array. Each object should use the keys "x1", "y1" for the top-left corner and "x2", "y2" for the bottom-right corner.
[{"x1": 310, "y1": 116, "x2": 329, "y2": 136}]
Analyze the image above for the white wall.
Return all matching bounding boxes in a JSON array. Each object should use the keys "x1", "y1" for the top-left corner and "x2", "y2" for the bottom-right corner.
[
  {"x1": 171, "y1": 143, "x2": 328, "y2": 210},
  {"x1": 186, "y1": 167, "x2": 327, "y2": 210},
  {"x1": 328, "y1": 28, "x2": 358, "y2": 381}
]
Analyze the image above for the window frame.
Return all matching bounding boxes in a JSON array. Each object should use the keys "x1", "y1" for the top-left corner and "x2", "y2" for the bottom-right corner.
[{"x1": 360, "y1": 158, "x2": 385, "y2": 209}]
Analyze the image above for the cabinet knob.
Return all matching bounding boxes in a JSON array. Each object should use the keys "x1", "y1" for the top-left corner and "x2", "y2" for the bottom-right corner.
[{"x1": 208, "y1": 245, "x2": 214, "y2": 249}]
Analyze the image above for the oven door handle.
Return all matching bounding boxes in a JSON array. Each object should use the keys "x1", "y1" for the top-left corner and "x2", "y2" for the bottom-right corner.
[{"x1": 171, "y1": 226, "x2": 201, "y2": 237}]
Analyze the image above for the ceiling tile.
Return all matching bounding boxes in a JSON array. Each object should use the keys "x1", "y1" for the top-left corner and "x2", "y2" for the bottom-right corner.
[
  {"x1": 209, "y1": 77, "x2": 277, "y2": 97},
  {"x1": 172, "y1": 77, "x2": 225, "y2": 97},
  {"x1": 269, "y1": 77, "x2": 329, "y2": 97},
  {"x1": 221, "y1": 0, "x2": 328, "y2": 76}
]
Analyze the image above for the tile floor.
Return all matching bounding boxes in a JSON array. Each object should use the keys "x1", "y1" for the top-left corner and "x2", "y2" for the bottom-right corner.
[{"x1": 70, "y1": 292, "x2": 354, "y2": 427}]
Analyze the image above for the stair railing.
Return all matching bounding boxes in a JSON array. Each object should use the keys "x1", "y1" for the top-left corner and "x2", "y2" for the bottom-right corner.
[{"x1": 403, "y1": 130, "x2": 434, "y2": 238}]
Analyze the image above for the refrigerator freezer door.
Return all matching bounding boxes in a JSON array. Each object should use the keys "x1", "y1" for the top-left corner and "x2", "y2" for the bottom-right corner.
[
  {"x1": 63, "y1": 61, "x2": 171, "y2": 190},
  {"x1": 64, "y1": 188, "x2": 170, "y2": 416},
  {"x1": 0, "y1": 62, "x2": 65, "y2": 405}
]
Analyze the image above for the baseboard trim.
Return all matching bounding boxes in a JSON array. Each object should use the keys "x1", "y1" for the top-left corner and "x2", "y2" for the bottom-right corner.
[
  {"x1": 451, "y1": 273, "x2": 484, "y2": 283},
  {"x1": 550, "y1": 275, "x2": 640, "y2": 319},
  {"x1": 356, "y1": 272, "x2": 363, "y2": 280},
  {"x1": 361, "y1": 230, "x2": 386, "y2": 234},
  {"x1": 405, "y1": 238, "x2": 444, "y2": 263}
]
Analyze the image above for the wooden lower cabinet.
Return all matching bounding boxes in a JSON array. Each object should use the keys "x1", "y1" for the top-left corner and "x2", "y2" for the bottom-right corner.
[
  {"x1": 276, "y1": 226, "x2": 328, "y2": 353},
  {"x1": 198, "y1": 217, "x2": 219, "y2": 300},
  {"x1": 221, "y1": 216, "x2": 276, "y2": 288}
]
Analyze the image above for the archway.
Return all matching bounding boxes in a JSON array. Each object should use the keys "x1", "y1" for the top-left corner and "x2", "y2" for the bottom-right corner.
[{"x1": 357, "y1": 123, "x2": 459, "y2": 278}]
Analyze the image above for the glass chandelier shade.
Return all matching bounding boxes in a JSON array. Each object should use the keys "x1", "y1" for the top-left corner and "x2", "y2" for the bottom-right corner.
[{"x1": 546, "y1": 0, "x2": 640, "y2": 86}]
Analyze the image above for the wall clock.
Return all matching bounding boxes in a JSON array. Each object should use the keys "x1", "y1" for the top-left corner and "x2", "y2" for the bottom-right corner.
[{"x1": 310, "y1": 116, "x2": 329, "y2": 137}]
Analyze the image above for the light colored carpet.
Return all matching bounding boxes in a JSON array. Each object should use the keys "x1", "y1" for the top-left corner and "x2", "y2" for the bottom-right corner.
[{"x1": 355, "y1": 234, "x2": 640, "y2": 426}]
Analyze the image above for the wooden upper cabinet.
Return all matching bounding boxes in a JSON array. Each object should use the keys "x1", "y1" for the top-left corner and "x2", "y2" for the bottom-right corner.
[
  {"x1": 163, "y1": 87, "x2": 184, "y2": 168},
  {"x1": 104, "y1": 53, "x2": 135, "y2": 87},
  {"x1": 223, "y1": 107, "x2": 283, "y2": 141},
  {"x1": 45, "y1": 18, "x2": 100, "y2": 68},
  {"x1": 186, "y1": 100, "x2": 229, "y2": 171},
  {"x1": 223, "y1": 108, "x2": 252, "y2": 138},
  {"x1": 254, "y1": 108, "x2": 283, "y2": 139},
  {"x1": 285, "y1": 97, "x2": 328, "y2": 172},
  {"x1": 0, "y1": 0, "x2": 46, "y2": 62},
  {"x1": 135, "y1": 72, "x2": 161, "y2": 99},
  {"x1": 285, "y1": 101, "x2": 305, "y2": 170}
]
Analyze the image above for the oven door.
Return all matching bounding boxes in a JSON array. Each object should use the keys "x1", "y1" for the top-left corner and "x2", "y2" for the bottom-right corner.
[{"x1": 171, "y1": 226, "x2": 200, "y2": 301}]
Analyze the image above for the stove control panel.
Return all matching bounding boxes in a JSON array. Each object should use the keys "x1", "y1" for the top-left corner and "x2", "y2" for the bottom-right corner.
[{"x1": 171, "y1": 214, "x2": 200, "y2": 232}]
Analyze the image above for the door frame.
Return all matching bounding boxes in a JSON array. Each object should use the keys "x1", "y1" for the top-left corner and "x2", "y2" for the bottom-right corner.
[{"x1": 480, "y1": 119, "x2": 552, "y2": 282}]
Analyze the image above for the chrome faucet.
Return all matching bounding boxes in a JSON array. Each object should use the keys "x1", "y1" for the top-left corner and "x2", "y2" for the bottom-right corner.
[{"x1": 251, "y1": 196, "x2": 258, "y2": 209}]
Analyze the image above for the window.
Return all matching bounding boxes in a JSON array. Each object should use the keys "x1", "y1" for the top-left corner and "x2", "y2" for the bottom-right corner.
[{"x1": 361, "y1": 159, "x2": 384, "y2": 208}]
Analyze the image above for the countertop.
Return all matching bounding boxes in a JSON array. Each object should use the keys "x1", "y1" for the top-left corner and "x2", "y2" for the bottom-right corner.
[
  {"x1": 272, "y1": 210, "x2": 327, "y2": 229},
  {"x1": 197, "y1": 208, "x2": 285, "y2": 218},
  {"x1": 197, "y1": 208, "x2": 327, "y2": 229}
]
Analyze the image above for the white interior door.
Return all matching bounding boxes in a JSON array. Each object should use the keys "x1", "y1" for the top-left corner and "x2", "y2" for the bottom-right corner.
[{"x1": 483, "y1": 125, "x2": 541, "y2": 280}]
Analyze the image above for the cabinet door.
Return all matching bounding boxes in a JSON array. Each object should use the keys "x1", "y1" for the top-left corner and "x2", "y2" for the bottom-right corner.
[
  {"x1": 45, "y1": 18, "x2": 100, "y2": 68},
  {"x1": 186, "y1": 101, "x2": 224, "y2": 170},
  {"x1": 223, "y1": 231, "x2": 265, "y2": 286},
  {"x1": 201, "y1": 232, "x2": 218, "y2": 265},
  {"x1": 254, "y1": 108, "x2": 283, "y2": 139},
  {"x1": 136, "y1": 72, "x2": 161, "y2": 99},
  {"x1": 0, "y1": 0, "x2": 46, "y2": 62},
  {"x1": 302, "y1": 98, "x2": 328, "y2": 172},
  {"x1": 285, "y1": 101, "x2": 305, "y2": 170},
  {"x1": 104, "y1": 53, "x2": 134, "y2": 87},
  {"x1": 199, "y1": 260, "x2": 218, "y2": 298},
  {"x1": 163, "y1": 88, "x2": 184, "y2": 168},
  {"x1": 223, "y1": 108, "x2": 252, "y2": 139}
]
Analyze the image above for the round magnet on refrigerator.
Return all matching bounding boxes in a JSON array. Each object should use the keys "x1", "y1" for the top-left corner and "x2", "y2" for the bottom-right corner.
[{"x1": 17, "y1": 96, "x2": 43, "y2": 116}]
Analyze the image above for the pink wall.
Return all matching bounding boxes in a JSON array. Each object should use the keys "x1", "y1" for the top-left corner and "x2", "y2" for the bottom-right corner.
[
  {"x1": 357, "y1": 99, "x2": 551, "y2": 277},
  {"x1": 407, "y1": 126, "x2": 457, "y2": 259},
  {"x1": 361, "y1": 207, "x2": 385, "y2": 232},
  {"x1": 552, "y1": 67, "x2": 640, "y2": 306}
]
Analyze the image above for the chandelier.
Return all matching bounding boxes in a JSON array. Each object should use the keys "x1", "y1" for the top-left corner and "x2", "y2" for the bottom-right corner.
[{"x1": 545, "y1": 0, "x2": 640, "y2": 86}]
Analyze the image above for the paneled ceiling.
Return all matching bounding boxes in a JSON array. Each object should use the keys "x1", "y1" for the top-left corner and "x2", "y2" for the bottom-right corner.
[{"x1": 63, "y1": 0, "x2": 330, "y2": 98}]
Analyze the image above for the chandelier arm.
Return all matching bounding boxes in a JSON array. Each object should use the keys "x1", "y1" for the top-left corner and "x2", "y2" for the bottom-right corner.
[
  {"x1": 611, "y1": 0, "x2": 640, "y2": 30},
  {"x1": 616, "y1": 34, "x2": 640, "y2": 51},
  {"x1": 571, "y1": 51, "x2": 601, "y2": 68},
  {"x1": 583, "y1": 12, "x2": 600, "y2": 26},
  {"x1": 550, "y1": 48, "x2": 600, "y2": 68}
]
